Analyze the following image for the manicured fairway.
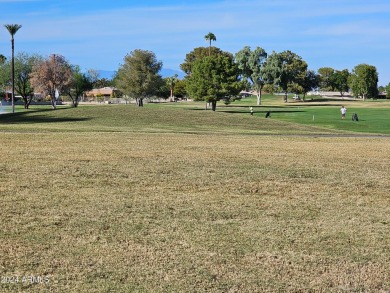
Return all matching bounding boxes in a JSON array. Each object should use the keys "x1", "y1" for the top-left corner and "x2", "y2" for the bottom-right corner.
[
  {"x1": 0, "y1": 103, "x2": 389, "y2": 292},
  {"x1": 223, "y1": 94, "x2": 390, "y2": 135}
]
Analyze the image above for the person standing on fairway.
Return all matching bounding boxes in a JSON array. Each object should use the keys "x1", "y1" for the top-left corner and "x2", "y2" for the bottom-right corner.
[{"x1": 340, "y1": 106, "x2": 347, "y2": 119}]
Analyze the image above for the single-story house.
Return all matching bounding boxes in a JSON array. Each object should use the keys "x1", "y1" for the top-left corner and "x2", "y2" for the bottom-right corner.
[{"x1": 84, "y1": 87, "x2": 121, "y2": 99}]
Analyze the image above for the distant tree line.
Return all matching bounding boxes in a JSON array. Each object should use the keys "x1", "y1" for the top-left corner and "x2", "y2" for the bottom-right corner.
[
  {"x1": 0, "y1": 52, "x2": 116, "y2": 108},
  {"x1": 0, "y1": 29, "x2": 386, "y2": 112},
  {"x1": 113, "y1": 32, "x2": 383, "y2": 110}
]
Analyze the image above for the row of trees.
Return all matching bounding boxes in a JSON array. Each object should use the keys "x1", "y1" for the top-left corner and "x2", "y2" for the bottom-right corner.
[
  {"x1": 1, "y1": 53, "x2": 88, "y2": 109},
  {"x1": 183, "y1": 43, "x2": 380, "y2": 108},
  {"x1": 1, "y1": 29, "x2": 385, "y2": 112},
  {"x1": 317, "y1": 66, "x2": 379, "y2": 99},
  {"x1": 1, "y1": 23, "x2": 117, "y2": 110},
  {"x1": 114, "y1": 46, "x2": 311, "y2": 110},
  {"x1": 114, "y1": 33, "x2": 382, "y2": 111},
  {"x1": 0, "y1": 52, "x2": 116, "y2": 109},
  {"x1": 0, "y1": 49, "x2": 188, "y2": 109}
]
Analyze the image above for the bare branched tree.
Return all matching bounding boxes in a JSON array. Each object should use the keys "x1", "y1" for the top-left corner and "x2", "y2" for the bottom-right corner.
[{"x1": 30, "y1": 54, "x2": 72, "y2": 109}]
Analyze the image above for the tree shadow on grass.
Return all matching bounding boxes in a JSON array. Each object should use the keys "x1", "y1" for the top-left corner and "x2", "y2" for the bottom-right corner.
[
  {"x1": 218, "y1": 109, "x2": 306, "y2": 114},
  {"x1": 0, "y1": 108, "x2": 91, "y2": 124},
  {"x1": 229, "y1": 104, "x2": 342, "y2": 108},
  {"x1": 186, "y1": 107, "x2": 305, "y2": 115},
  {"x1": 227, "y1": 105, "x2": 301, "y2": 109},
  {"x1": 292, "y1": 103, "x2": 344, "y2": 107},
  {"x1": 304, "y1": 98, "x2": 359, "y2": 102}
]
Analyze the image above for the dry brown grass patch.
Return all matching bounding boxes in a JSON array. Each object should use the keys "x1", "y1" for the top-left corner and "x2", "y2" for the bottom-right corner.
[{"x1": 0, "y1": 132, "x2": 389, "y2": 292}]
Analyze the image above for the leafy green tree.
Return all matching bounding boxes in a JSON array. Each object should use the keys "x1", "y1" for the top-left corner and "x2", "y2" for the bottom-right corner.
[
  {"x1": 262, "y1": 50, "x2": 308, "y2": 102},
  {"x1": 94, "y1": 78, "x2": 113, "y2": 89},
  {"x1": 299, "y1": 70, "x2": 320, "y2": 99},
  {"x1": 332, "y1": 69, "x2": 350, "y2": 96},
  {"x1": 0, "y1": 52, "x2": 46, "y2": 108},
  {"x1": 174, "y1": 79, "x2": 187, "y2": 99},
  {"x1": 180, "y1": 47, "x2": 232, "y2": 76},
  {"x1": 110, "y1": 89, "x2": 123, "y2": 99},
  {"x1": 115, "y1": 49, "x2": 163, "y2": 106},
  {"x1": 186, "y1": 55, "x2": 241, "y2": 111},
  {"x1": 4, "y1": 24, "x2": 22, "y2": 113},
  {"x1": 263, "y1": 83, "x2": 275, "y2": 95},
  {"x1": 65, "y1": 66, "x2": 93, "y2": 107},
  {"x1": 86, "y1": 69, "x2": 100, "y2": 85},
  {"x1": 348, "y1": 64, "x2": 378, "y2": 100},
  {"x1": 155, "y1": 79, "x2": 170, "y2": 99},
  {"x1": 385, "y1": 83, "x2": 390, "y2": 98},
  {"x1": 235, "y1": 46, "x2": 251, "y2": 91},
  {"x1": 30, "y1": 54, "x2": 72, "y2": 109},
  {"x1": 14, "y1": 52, "x2": 43, "y2": 108},
  {"x1": 318, "y1": 67, "x2": 335, "y2": 91},
  {"x1": 204, "y1": 32, "x2": 216, "y2": 56},
  {"x1": 86, "y1": 69, "x2": 114, "y2": 89},
  {"x1": 0, "y1": 57, "x2": 9, "y2": 96},
  {"x1": 0, "y1": 55, "x2": 6, "y2": 64},
  {"x1": 235, "y1": 46, "x2": 267, "y2": 105}
]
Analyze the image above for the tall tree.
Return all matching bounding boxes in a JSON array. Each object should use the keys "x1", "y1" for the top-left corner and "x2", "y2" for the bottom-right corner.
[
  {"x1": 115, "y1": 49, "x2": 163, "y2": 106},
  {"x1": 235, "y1": 46, "x2": 268, "y2": 105},
  {"x1": 204, "y1": 32, "x2": 216, "y2": 56},
  {"x1": 348, "y1": 64, "x2": 378, "y2": 100},
  {"x1": 235, "y1": 46, "x2": 251, "y2": 90},
  {"x1": 180, "y1": 47, "x2": 232, "y2": 76},
  {"x1": 186, "y1": 55, "x2": 241, "y2": 111},
  {"x1": 332, "y1": 69, "x2": 350, "y2": 96},
  {"x1": 262, "y1": 50, "x2": 308, "y2": 102},
  {"x1": 4, "y1": 24, "x2": 22, "y2": 113},
  {"x1": 65, "y1": 65, "x2": 93, "y2": 107},
  {"x1": 30, "y1": 54, "x2": 72, "y2": 109}
]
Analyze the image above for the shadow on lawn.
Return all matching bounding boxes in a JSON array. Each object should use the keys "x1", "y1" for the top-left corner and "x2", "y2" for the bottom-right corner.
[
  {"x1": 230, "y1": 104, "x2": 343, "y2": 108},
  {"x1": 228, "y1": 105, "x2": 301, "y2": 109},
  {"x1": 187, "y1": 107, "x2": 305, "y2": 114},
  {"x1": 291, "y1": 103, "x2": 344, "y2": 107},
  {"x1": 219, "y1": 109, "x2": 305, "y2": 114},
  {"x1": 0, "y1": 108, "x2": 91, "y2": 124}
]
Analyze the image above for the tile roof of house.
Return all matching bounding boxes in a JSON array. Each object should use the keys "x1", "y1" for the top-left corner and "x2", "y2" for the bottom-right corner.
[{"x1": 85, "y1": 87, "x2": 117, "y2": 96}]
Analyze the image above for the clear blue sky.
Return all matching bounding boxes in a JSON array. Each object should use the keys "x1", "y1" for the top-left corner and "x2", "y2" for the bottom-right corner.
[{"x1": 1, "y1": 0, "x2": 390, "y2": 85}]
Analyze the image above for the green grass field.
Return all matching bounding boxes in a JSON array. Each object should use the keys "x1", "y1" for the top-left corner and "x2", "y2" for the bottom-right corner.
[
  {"x1": 224, "y1": 94, "x2": 390, "y2": 135},
  {"x1": 0, "y1": 97, "x2": 389, "y2": 292}
]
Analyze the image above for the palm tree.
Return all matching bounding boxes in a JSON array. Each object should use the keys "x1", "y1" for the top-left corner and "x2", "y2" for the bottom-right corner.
[
  {"x1": 166, "y1": 74, "x2": 178, "y2": 101},
  {"x1": 204, "y1": 32, "x2": 216, "y2": 56},
  {"x1": 4, "y1": 24, "x2": 22, "y2": 113}
]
